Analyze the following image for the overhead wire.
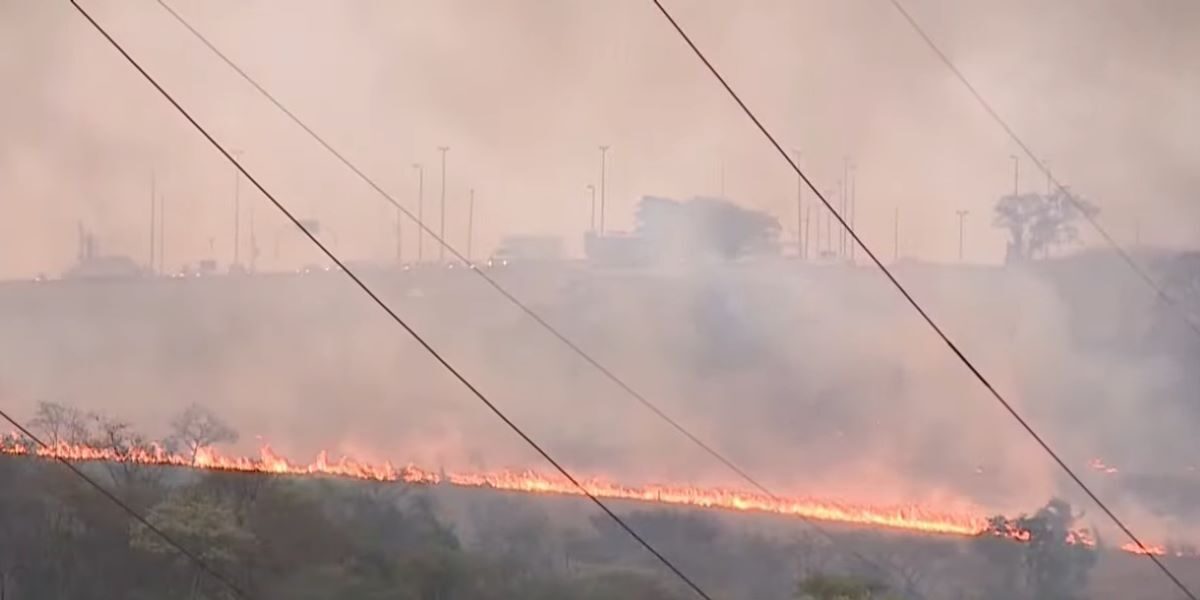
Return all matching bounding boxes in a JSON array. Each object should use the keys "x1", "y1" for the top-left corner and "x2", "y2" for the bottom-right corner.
[
  {"x1": 644, "y1": 0, "x2": 1197, "y2": 598},
  {"x1": 152, "y1": 0, "x2": 928, "y2": 589},
  {"x1": 885, "y1": 0, "x2": 1200, "y2": 340},
  {"x1": 64, "y1": 1, "x2": 714, "y2": 598},
  {"x1": 0, "y1": 408, "x2": 252, "y2": 598}
]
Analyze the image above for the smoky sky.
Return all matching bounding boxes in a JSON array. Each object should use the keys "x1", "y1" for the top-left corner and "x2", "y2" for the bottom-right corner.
[
  {"x1": 1, "y1": 0, "x2": 1199, "y2": 571},
  {"x1": 0, "y1": 0, "x2": 1198, "y2": 279}
]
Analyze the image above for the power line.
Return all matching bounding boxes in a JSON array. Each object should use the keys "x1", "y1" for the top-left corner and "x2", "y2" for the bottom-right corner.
[
  {"x1": 65, "y1": 2, "x2": 713, "y2": 597},
  {"x1": 0, "y1": 407, "x2": 251, "y2": 599},
  {"x1": 151, "y1": 0, "x2": 920, "y2": 588},
  {"x1": 644, "y1": 1, "x2": 1197, "y2": 598},
  {"x1": 885, "y1": 0, "x2": 1200, "y2": 340}
]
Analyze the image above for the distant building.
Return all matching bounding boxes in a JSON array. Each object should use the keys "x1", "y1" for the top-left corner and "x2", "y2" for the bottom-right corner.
[
  {"x1": 584, "y1": 232, "x2": 650, "y2": 267},
  {"x1": 63, "y1": 255, "x2": 146, "y2": 280},
  {"x1": 491, "y1": 235, "x2": 564, "y2": 264}
]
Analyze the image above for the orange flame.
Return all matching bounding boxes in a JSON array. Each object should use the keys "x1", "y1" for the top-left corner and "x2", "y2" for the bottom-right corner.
[
  {"x1": 1088, "y1": 458, "x2": 1119, "y2": 475},
  {"x1": 0, "y1": 435, "x2": 1181, "y2": 556}
]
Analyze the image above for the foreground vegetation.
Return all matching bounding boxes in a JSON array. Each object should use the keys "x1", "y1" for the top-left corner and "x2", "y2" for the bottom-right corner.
[{"x1": 0, "y1": 402, "x2": 1113, "y2": 599}]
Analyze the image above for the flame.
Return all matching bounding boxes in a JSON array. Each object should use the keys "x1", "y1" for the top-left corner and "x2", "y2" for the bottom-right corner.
[
  {"x1": 0, "y1": 435, "x2": 1182, "y2": 556},
  {"x1": 1088, "y1": 458, "x2": 1119, "y2": 475},
  {"x1": 1123, "y1": 542, "x2": 1167, "y2": 556}
]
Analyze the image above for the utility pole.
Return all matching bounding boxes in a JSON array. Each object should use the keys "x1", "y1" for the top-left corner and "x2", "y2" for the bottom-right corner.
[
  {"x1": 586, "y1": 184, "x2": 596, "y2": 232},
  {"x1": 437, "y1": 146, "x2": 450, "y2": 263},
  {"x1": 1044, "y1": 159, "x2": 1053, "y2": 196},
  {"x1": 231, "y1": 149, "x2": 244, "y2": 269},
  {"x1": 412, "y1": 163, "x2": 424, "y2": 262},
  {"x1": 956, "y1": 209, "x2": 970, "y2": 261},
  {"x1": 1009, "y1": 154, "x2": 1020, "y2": 198},
  {"x1": 467, "y1": 188, "x2": 475, "y2": 263},
  {"x1": 598, "y1": 145, "x2": 609, "y2": 235}
]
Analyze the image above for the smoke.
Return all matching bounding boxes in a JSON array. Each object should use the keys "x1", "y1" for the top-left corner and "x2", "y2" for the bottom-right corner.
[
  {"x1": 2, "y1": 0, "x2": 1199, "y2": 279},
  {"x1": 1, "y1": 0, "x2": 1199, "y2": 555}
]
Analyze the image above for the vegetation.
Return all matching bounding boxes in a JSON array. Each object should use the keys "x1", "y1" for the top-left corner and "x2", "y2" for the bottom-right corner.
[
  {"x1": 0, "y1": 402, "x2": 1113, "y2": 600},
  {"x1": 993, "y1": 189, "x2": 1099, "y2": 263}
]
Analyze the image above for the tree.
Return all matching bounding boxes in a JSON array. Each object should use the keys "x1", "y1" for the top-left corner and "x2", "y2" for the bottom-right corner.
[
  {"x1": 1017, "y1": 499, "x2": 1097, "y2": 600},
  {"x1": 131, "y1": 493, "x2": 256, "y2": 599},
  {"x1": 28, "y1": 401, "x2": 91, "y2": 445},
  {"x1": 993, "y1": 189, "x2": 1098, "y2": 263},
  {"x1": 169, "y1": 404, "x2": 239, "y2": 465},
  {"x1": 973, "y1": 499, "x2": 1097, "y2": 600}
]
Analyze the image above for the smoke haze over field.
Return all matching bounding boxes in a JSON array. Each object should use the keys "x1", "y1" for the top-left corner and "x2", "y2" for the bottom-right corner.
[
  {"x1": 1, "y1": 0, "x2": 1199, "y2": 278},
  {"x1": 2, "y1": 2, "x2": 1200, "y2": 594}
]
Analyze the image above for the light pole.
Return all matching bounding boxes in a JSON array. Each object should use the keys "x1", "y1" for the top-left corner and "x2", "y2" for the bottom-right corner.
[
  {"x1": 394, "y1": 206, "x2": 402, "y2": 265},
  {"x1": 849, "y1": 163, "x2": 858, "y2": 262},
  {"x1": 412, "y1": 163, "x2": 424, "y2": 262},
  {"x1": 586, "y1": 184, "x2": 596, "y2": 232},
  {"x1": 231, "y1": 149, "x2": 243, "y2": 269},
  {"x1": 956, "y1": 209, "x2": 970, "y2": 261},
  {"x1": 467, "y1": 188, "x2": 475, "y2": 263},
  {"x1": 841, "y1": 157, "x2": 851, "y2": 257},
  {"x1": 438, "y1": 146, "x2": 450, "y2": 263},
  {"x1": 598, "y1": 145, "x2": 609, "y2": 235},
  {"x1": 791, "y1": 149, "x2": 803, "y2": 259},
  {"x1": 149, "y1": 170, "x2": 156, "y2": 274},
  {"x1": 894, "y1": 206, "x2": 900, "y2": 262},
  {"x1": 1009, "y1": 154, "x2": 1020, "y2": 198}
]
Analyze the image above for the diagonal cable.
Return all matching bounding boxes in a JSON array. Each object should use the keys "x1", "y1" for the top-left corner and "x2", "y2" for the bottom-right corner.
[
  {"x1": 645, "y1": 0, "x2": 1197, "y2": 598},
  {"x1": 65, "y1": 1, "x2": 713, "y2": 597},
  {"x1": 152, "y1": 0, "x2": 925, "y2": 588},
  {"x1": 0, "y1": 407, "x2": 251, "y2": 598},
  {"x1": 886, "y1": 0, "x2": 1200, "y2": 340}
]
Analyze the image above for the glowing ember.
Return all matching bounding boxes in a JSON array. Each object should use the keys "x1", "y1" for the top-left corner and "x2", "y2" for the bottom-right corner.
[{"x1": 0, "y1": 435, "x2": 1178, "y2": 556}]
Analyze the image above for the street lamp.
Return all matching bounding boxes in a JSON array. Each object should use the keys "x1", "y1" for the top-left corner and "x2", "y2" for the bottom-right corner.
[
  {"x1": 437, "y1": 146, "x2": 450, "y2": 263},
  {"x1": 791, "y1": 149, "x2": 802, "y2": 259},
  {"x1": 956, "y1": 209, "x2": 970, "y2": 261},
  {"x1": 412, "y1": 163, "x2": 424, "y2": 262},
  {"x1": 467, "y1": 188, "x2": 475, "y2": 264},
  {"x1": 230, "y1": 149, "x2": 244, "y2": 269},
  {"x1": 598, "y1": 145, "x2": 609, "y2": 235},
  {"x1": 586, "y1": 184, "x2": 596, "y2": 232},
  {"x1": 1009, "y1": 155, "x2": 1020, "y2": 198}
]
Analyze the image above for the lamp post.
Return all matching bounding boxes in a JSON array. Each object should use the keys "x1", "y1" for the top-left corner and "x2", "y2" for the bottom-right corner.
[
  {"x1": 467, "y1": 188, "x2": 475, "y2": 264},
  {"x1": 1009, "y1": 155, "x2": 1020, "y2": 197},
  {"x1": 231, "y1": 149, "x2": 244, "y2": 269},
  {"x1": 598, "y1": 145, "x2": 609, "y2": 235},
  {"x1": 412, "y1": 163, "x2": 424, "y2": 262},
  {"x1": 956, "y1": 209, "x2": 970, "y2": 261},
  {"x1": 586, "y1": 184, "x2": 596, "y2": 232},
  {"x1": 437, "y1": 146, "x2": 450, "y2": 263}
]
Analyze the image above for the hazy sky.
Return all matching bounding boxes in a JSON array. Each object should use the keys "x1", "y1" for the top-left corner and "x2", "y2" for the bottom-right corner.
[{"x1": 1, "y1": 0, "x2": 1197, "y2": 278}]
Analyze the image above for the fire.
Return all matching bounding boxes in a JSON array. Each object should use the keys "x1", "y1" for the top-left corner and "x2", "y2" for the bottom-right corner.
[
  {"x1": 1088, "y1": 458, "x2": 1119, "y2": 475},
  {"x1": 1123, "y1": 542, "x2": 1167, "y2": 556},
  {"x1": 0, "y1": 435, "x2": 1180, "y2": 556}
]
